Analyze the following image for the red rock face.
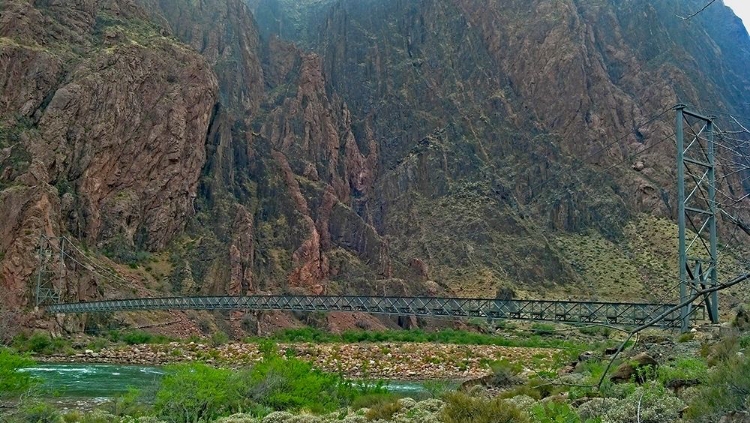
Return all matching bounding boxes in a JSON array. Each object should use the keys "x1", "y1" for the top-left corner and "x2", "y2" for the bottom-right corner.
[
  {"x1": 0, "y1": 0, "x2": 218, "y2": 310},
  {"x1": 2, "y1": 0, "x2": 750, "y2": 330},
  {"x1": 35, "y1": 41, "x2": 217, "y2": 250}
]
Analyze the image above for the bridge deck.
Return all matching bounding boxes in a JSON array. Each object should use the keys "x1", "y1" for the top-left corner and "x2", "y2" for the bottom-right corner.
[{"x1": 45, "y1": 296, "x2": 680, "y2": 328}]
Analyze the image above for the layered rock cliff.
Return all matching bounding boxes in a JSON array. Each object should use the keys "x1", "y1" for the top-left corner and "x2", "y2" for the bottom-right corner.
[
  {"x1": 0, "y1": 0, "x2": 218, "y2": 313},
  {"x1": 1, "y1": 0, "x2": 749, "y2": 333}
]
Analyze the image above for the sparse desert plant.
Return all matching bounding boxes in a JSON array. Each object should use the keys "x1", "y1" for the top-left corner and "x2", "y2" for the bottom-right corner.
[
  {"x1": 422, "y1": 380, "x2": 452, "y2": 398},
  {"x1": 487, "y1": 358, "x2": 523, "y2": 387},
  {"x1": 364, "y1": 397, "x2": 402, "y2": 421},
  {"x1": 579, "y1": 382, "x2": 684, "y2": 423},
  {"x1": 685, "y1": 353, "x2": 750, "y2": 422},
  {"x1": 657, "y1": 356, "x2": 707, "y2": 385},
  {"x1": 211, "y1": 331, "x2": 230, "y2": 347},
  {"x1": 13, "y1": 400, "x2": 61, "y2": 423},
  {"x1": 529, "y1": 401, "x2": 599, "y2": 423},
  {"x1": 350, "y1": 393, "x2": 399, "y2": 411},
  {"x1": 441, "y1": 392, "x2": 530, "y2": 423}
]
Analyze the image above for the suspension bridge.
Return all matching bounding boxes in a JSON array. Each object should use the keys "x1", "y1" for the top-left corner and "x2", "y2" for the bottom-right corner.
[
  {"x1": 44, "y1": 294, "x2": 683, "y2": 328},
  {"x1": 34, "y1": 106, "x2": 750, "y2": 331}
]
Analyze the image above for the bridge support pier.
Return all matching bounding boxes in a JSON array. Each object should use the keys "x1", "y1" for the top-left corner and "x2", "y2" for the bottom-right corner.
[{"x1": 676, "y1": 105, "x2": 719, "y2": 332}]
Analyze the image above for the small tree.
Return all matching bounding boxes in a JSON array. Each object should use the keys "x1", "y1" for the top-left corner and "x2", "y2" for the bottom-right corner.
[{"x1": 0, "y1": 348, "x2": 38, "y2": 398}]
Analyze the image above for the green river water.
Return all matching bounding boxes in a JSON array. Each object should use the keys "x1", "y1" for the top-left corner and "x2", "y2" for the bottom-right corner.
[{"x1": 21, "y1": 364, "x2": 428, "y2": 401}]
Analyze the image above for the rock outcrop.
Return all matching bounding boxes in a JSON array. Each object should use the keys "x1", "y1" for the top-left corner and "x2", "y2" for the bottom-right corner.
[
  {"x1": 0, "y1": 0, "x2": 217, "y2": 310},
  {"x1": 1, "y1": 0, "x2": 750, "y2": 334}
]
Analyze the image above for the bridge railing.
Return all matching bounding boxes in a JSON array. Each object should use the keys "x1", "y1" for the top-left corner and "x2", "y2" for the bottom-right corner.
[{"x1": 45, "y1": 295, "x2": 680, "y2": 327}]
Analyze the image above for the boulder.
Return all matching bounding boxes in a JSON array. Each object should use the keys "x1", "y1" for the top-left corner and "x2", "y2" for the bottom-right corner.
[{"x1": 610, "y1": 352, "x2": 658, "y2": 383}]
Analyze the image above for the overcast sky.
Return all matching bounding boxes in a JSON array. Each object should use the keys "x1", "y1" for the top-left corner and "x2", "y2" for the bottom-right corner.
[{"x1": 724, "y1": 0, "x2": 750, "y2": 31}]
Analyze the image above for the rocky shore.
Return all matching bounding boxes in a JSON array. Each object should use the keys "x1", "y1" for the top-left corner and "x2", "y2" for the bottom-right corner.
[{"x1": 36, "y1": 342, "x2": 560, "y2": 380}]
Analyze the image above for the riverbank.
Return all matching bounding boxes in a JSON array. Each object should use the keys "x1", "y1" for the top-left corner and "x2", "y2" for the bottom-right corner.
[{"x1": 35, "y1": 341, "x2": 560, "y2": 380}]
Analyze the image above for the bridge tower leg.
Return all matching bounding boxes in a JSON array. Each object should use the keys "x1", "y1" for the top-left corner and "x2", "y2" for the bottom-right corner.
[
  {"x1": 676, "y1": 105, "x2": 719, "y2": 332},
  {"x1": 35, "y1": 235, "x2": 60, "y2": 309}
]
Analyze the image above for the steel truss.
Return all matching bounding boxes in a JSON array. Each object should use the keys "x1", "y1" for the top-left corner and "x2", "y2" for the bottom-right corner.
[
  {"x1": 35, "y1": 235, "x2": 60, "y2": 308},
  {"x1": 676, "y1": 105, "x2": 719, "y2": 332},
  {"x1": 46, "y1": 296, "x2": 680, "y2": 328}
]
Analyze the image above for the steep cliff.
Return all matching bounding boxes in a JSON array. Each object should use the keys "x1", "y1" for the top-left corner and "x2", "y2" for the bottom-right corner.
[
  {"x1": 253, "y1": 0, "x2": 750, "y2": 299},
  {"x1": 0, "y1": 0, "x2": 218, "y2": 313},
  {"x1": 1, "y1": 0, "x2": 749, "y2": 334}
]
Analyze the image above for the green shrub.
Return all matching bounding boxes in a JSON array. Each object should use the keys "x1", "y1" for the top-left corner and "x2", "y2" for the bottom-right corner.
[
  {"x1": 86, "y1": 338, "x2": 109, "y2": 352},
  {"x1": 103, "y1": 387, "x2": 149, "y2": 417},
  {"x1": 577, "y1": 326, "x2": 612, "y2": 338},
  {"x1": 211, "y1": 331, "x2": 230, "y2": 347},
  {"x1": 251, "y1": 327, "x2": 583, "y2": 350},
  {"x1": 488, "y1": 359, "x2": 523, "y2": 387},
  {"x1": 350, "y1": 393, "x2": 399, "y2": 411},
  {"x1": 441, "y1": 392, "x2": 530, "y2": 423},
  {"x1": 113, "y1": 330, "x2": 170, "y2": 345},
  {"x1": 686, "y1": 353, "x2": 750, "y2": 422},
  {"x1": 245, "y1": 355, "x2": 358, "y2": 413},
  {"x1": 529, "y1": 401, "x2": 598, "y2": 423},
  {"x1": 12, "y1": 332, "x2": 71, "y2": 355},
  {"x1": 703, "y1": 334, "x2": 740, "y2": 366},
  {"x1": 15, "y1": 401, "x2": 61, "y2": 423},
  {"x1": 500, "y1": 384, "x2": 543, "y2": 401},
  {"x1": 364, "y1": 398, "x2": 402, "y2": 421},
  {"x1": 28, "y1": 333, "x2": 53, "y2": 353},
  {"x1": 154, "y1": 363, "x2": 244, "y2": 423},
  {"x1": 423, "y1": 380, "x2": 452, "y2": 398},
  {"x1": 531, "y1": 323, "x2": 556, "y2": 336},
  {"x1": 0, "y1": 348, "x2": 38, "y2": 397},
  {"x1": 657, "y1": 356, "x2": 707, "y2": 384},
  {"x1": 154, "y1": 355, "x2": 381, "y2": 421}
]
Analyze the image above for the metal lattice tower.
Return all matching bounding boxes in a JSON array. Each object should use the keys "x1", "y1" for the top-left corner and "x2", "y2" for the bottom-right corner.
[
  {"x1": 35, "y1": 235, "x2": 61, "y2": 309},
  {"x1": 676, "y1": 105, "x2": 719, "y2": 332}
]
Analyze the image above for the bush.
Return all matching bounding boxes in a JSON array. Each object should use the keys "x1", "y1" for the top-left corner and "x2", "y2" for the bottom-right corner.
[
  {"x1": 0, "y1": 348, "x2": 38, "y2": 398},
  {"x1": 110, "y1": 330, "x2": 170, "y2": 345},
  {"x1": 703, "y1": 333, "x2": 740, "y2": 366},
  {"x1": 103, "y1": 387, "x2": 150, "y2": 417},
  {"x1": 422, "y1": 380, "x2": 452, "y2": 398},
  {"x1": 579, "y1": 382, "x2": 684, "y2": 423},
  {"x1": 211, "y1": 331, "x2": 230, "y2": 347},
  {"x1": 14, "y1": 401, "x2": 61, "y2": 423},
  {"x1": 351, "y1": 393, "x2": 399, "y2": 411},
  {"x1": 252, "y1": 327, "x2": 582, "y2": 350},
  {"x1": 531, "y1": 324, "x2": 556, "y2": 336},
  {"x1": 488, "y1": 359, "x2": 523, "y2": 387},
  {"x1": 154, "y1": 363, "x2": 244, "y2": 423},
  {"x1": 529, "y1": 402, "x2": 597, "y2": 423},
  {"x1": 364, "y1": 398, "x2": 402, "y2": 421},
  {"x1": 677, "y1": 332, "x2": 695, "y2": 342},
  {"x1": 441, "y1": 392, "x2": 530, "y2": 423},
  {"x1": 657, "y1": 356, "x2": 707, "y2": 384},
  {"x1": 154, "y1": 355, "x2": 382, "y2": 421},
  {"x1": 686, "y1": 353, "x2": 750, "y2": 422},
  {"x1": 577, "y1": 326, "x2": 611, "y2": 338},
  {"x1": 13, "y1": 332, "x2": 71, "y2": 355},
  {"x1": 246, "y1": 355, "x2": 357, "y2": 413}
]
